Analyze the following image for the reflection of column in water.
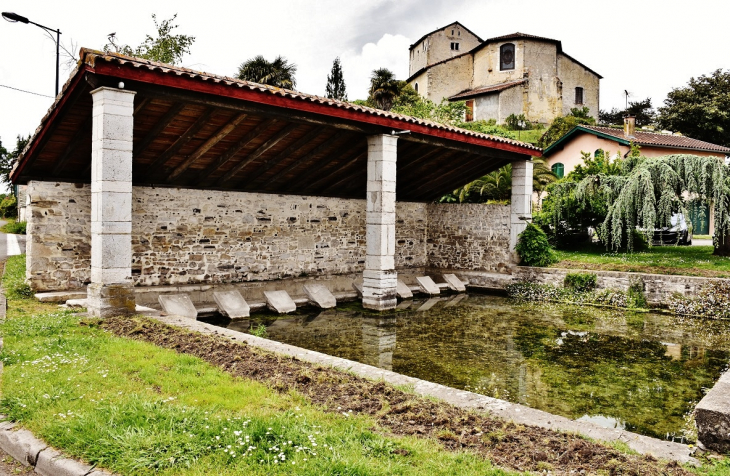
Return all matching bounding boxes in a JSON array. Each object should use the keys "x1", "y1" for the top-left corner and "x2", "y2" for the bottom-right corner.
[
  {"x1": 518, "y1": 363, "x2": 527, "y2": 405},
  {"x1": 361, "y1": 317, "x2": 397, "y2": 371}
]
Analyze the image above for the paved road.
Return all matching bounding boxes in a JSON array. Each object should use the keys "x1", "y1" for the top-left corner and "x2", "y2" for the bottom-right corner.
[{"x1": 0, "y1": 222, "x2": 26, "y2": 260}]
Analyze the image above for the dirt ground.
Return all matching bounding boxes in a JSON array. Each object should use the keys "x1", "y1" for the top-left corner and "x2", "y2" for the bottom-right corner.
[{"x1": 102, "y1": 316, "x2": 691, "y2": 475}]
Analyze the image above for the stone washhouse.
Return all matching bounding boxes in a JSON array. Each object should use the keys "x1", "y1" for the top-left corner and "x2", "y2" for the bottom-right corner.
[{"x1": 11, "y1": 48, "x2": 539, "y2": 317}]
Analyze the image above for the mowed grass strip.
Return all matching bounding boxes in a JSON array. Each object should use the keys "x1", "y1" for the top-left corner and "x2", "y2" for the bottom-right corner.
[
  {"x1": 0, "y1": 256, "x2": 510, "y2": 476},
  {"x1": 553, "y1": 245, "x2": 730, "y2": 278}
]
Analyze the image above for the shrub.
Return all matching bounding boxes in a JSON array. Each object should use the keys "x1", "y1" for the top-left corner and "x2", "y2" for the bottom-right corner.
[
  {"x1": 669, "y1": 281, "x2": 730, "y2": 319},
  {"x1": 564, "y1": 272, "x2": 597, "y2": 292},
  {"x1": 0, "y1": 194, "x2": 17, "y2": 218},
  {"x1": 0, "y1": 221, "x2": 26, "y2": 234},
  {"x1": 515, "y1": 223, "x2": 557, "y2": 267}
]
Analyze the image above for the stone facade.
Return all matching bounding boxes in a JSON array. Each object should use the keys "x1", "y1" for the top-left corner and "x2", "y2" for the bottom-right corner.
[
  {"x1": 426, "y1": 203, "x2": 513, "y2": 272},
  {"x1": 26, "y1": 181, "x2": 514, "y2": 292},
  {"x1": 407, "y1": 23, "x2": 601, "y2": 125}
]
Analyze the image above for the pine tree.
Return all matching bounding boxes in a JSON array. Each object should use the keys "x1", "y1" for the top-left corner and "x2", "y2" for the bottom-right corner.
[{"x1": 325, "y1": 57, "x2": 347, "y2": 101}]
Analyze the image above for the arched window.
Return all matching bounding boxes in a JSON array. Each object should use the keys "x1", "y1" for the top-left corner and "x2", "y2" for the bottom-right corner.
[
  {"x1": 594, "y1": 149, "x2": 604, "y2": 158},
  {"x1": 500, "y1": 43, "x2": 515, "y2": 70},
  {"x1": 414, "y1": 83, "x2": 419, "y2": 93},
  {"x1": 551, "y1": 163, "x2": 564, "y2": 178},
  {"x1": 575, "y1": 87, "x2": 584, "y2": 104}
]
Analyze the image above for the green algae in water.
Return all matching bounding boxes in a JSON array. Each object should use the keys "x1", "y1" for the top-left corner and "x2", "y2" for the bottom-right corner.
[{"x1": 210, "y1": 295, "x2": 730, "y2": 442}]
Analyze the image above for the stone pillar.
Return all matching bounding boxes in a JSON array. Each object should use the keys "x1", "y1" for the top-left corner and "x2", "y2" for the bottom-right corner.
[
  {"x1": 86, "y1": 87, "x2": 136, "y2": 318},
  {"x1": 510, "y1": 159, "x2": 533, "y2": 251},
  {"x1": 362, "y1": 134, "x2": 398, "y2": 311}
]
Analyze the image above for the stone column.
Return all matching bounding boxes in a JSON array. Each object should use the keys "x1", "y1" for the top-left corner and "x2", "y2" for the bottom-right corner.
[
  {"x1": 362, "y1": 134, "x2": 398, "y2": 311},
  {"x1": 86, "y1": 87, "x2": 137, "y2": 317},
  {"x1": 510, "y1": 159, "x2": 533, "y2": 251}
]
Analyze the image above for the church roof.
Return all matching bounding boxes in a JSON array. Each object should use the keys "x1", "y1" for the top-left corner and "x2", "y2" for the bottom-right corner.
[
  {"x1": 448, "y1": 79, "x2": 528, "y2": 100},
  {"x1": 408, "y1": 21, "x2": 483, "y2": 51}
]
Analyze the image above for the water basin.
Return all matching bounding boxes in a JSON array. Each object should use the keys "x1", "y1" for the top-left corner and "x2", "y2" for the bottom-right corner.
[{"x1": 203, "y1": 294, "x2": 730, "y2": 442}]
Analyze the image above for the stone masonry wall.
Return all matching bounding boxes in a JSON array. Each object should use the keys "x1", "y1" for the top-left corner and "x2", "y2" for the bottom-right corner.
[
  {"x1": 426, "y1": 203, "x2": 514, "y2": 272},
  {"x1": 26, "y1": 181, "x2": 428, "y2": 291}
]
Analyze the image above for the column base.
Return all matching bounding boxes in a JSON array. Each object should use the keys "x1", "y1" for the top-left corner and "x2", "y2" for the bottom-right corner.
[
  {"x1": 362, "y1": 269, "x2": 397, "y2": 311},
  {"x1": 87, "y1": 282, "x2": 136, "y2": 318}
]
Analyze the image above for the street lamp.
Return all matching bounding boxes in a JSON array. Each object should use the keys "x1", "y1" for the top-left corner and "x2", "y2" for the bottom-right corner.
[{"x1": 2, "y1": 12, "x2": 61, "y2": 97}]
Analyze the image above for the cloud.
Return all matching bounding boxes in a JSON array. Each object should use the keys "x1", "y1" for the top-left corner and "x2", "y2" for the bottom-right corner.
[{"x1": 340, "y1": 34, "x2": 412, "y2": 101}]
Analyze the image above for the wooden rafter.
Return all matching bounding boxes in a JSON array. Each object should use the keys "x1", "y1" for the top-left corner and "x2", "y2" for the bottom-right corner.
[
  {"x1": 138, "y1": 107, "x2": 214, "y2": 177},
  {"x1": 414, "y1": 158, "x2": 510, "y2": 201},
  {"x1": 52, "y1": 116, "x2": 92, "y2": 175},
  {"x1": 308, "y1": 150, "x2": 366, "y2": 195},
  {"x1": 397, "y1": 150, "x2": 462, "y2": 196},
  {"x1": 283, "y1": 136, "x2": 360, "y2": 193},
  {"x1": 257, "y1": 131, "x2": 349, "y2": 189},
  {"x1": 133, "y1": 102, "x2": 186, "y2": 158},
  {"x1": 168, "y1": 112, "x2": 248, "y2": 181},
  {"x1": 243, "y1": 126, "x2": 325, "y2": 186},
  {"x1": 218, "y1": 122, "x2": 300, "y2": 187}
]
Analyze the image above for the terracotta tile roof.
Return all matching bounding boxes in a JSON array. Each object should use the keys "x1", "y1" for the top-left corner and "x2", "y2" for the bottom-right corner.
[
  {"x1": 584, "y1": 126, "x2": 730, "y2": 153},
  {"x1": 448, "y1": 79, "x2": 527, "y2": 100},
  {"x1": 16, "y1": 48, "x2": 539, "y2": 162}
]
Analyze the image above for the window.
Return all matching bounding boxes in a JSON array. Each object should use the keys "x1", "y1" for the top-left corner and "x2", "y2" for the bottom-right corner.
[
  {"x1": 500, "y1": 43, "x2": 515, "y2": 70},
  {"x1": 551, "y1": 163, "x2": 564, "y2": 178},
  {"x1": 465, "y1": 100, "x2": 474, "y2": 122},
  {"x1": 414, "y1": 83, "x2": 419, "y2": 93},
  {"x1": 575, "y1": 87, "x2": 584, "y2": 105},
  {"x1": 594, "y1": 149, "x2": 604, "y2": 158},
  {"x1": 450, "y1": 42, "x2": 459, "y2": 51},
  {"x1": 451, "y1": 29, "x2": 454, "y2": 35}
]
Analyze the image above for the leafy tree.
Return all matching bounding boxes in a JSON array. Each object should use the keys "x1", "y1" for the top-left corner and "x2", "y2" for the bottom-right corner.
[
  {"x1": 392, "y1": 96, "x2": 466, "y2": 126},
  {"x1": 103, "y1": 14, "x2": 195, "y2": 65},
  {"x1": 538, "y1": 107, "x2": 596, "y2": 148},
  {"x1": 368, "y1": 68, "x2": 400, "y2": 111},
  {"x1": 599, "y1": 98, "x2": 656, "y2": 127},
  {"x1": 237, "y1": 55, "x2": 297, "y2": 89},
  {"x1": 657, "y1": 69, "x2": 730, "y2": 147},
  {"x1": 325, "y1": 57, "x2": 347, "y2": 101},
  {"x1": 0, "y1": 135, "x2": 29, "y2": 188}
]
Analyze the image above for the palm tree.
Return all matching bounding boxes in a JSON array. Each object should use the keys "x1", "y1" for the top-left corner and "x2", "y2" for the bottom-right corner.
[
  {"x1": 450, "y1": 159, "x2": 556, "y2": 204},
  {"x1": 368, "y1": 68, "x2": 399, "y2": 111},
  {"x1": 237, "y1": 55, "x2": 297, "y2": 90},
  {"x1": 532, "y1": 158, "x2": 558, "y2": 209}
]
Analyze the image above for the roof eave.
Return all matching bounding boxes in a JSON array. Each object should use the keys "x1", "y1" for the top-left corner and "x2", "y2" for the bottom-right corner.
[{"x1": 542, "y1": 126, "x2": 630, "y2": 156}]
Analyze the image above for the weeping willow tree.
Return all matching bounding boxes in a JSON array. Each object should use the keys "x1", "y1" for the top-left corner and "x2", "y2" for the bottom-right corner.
[{"x1": 550, "y1": 154, "x2": 730, "y2": 255}]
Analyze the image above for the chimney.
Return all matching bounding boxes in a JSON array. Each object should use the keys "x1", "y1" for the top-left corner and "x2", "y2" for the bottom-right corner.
[{"x1": 623, "y1": 115, "x2": 636, "y2": 138}]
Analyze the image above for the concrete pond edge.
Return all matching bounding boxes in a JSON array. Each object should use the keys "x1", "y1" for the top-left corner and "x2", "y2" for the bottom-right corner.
[
  {"x1": 0, "y1": 287, "x2": 115, "y2": 476},
  {"x1": 149, "y1": 312, "x2": 699, "y2": 465}
]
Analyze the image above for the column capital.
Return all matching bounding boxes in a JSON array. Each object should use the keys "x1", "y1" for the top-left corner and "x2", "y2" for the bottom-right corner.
[{"x1": 90, "y1": 86, "x2": 137, "y2": 98}]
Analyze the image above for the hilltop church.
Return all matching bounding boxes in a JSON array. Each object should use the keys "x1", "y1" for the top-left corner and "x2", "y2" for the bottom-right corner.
[{"x1": 407, "y1": 22, "x2": 602, "y2": 125}]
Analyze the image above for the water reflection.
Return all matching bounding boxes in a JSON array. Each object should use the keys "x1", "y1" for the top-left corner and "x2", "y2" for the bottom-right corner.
[{"x1": 205, "y1": 295, "x2": 730, "y2": 442}]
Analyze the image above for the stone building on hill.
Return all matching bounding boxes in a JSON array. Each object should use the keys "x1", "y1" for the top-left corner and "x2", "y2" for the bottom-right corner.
[{"x1": 407, "y1": 22, "x2": 602, "y2": 125}]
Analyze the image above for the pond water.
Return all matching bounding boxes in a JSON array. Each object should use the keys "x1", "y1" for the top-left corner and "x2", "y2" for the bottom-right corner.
[{"x1": 203, "y1": 294, "x2": 730, "y2": 442}]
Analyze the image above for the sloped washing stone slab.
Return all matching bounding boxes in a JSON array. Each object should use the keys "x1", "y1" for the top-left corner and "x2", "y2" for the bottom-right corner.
[
  {"x1": 303, "y1": 283, "x2": 337, "y2": 309},
  {"x1": 416, "y1": 276, "x2": 440, "y2": 296},
  {"x1": 396, "y1": 280, "x2": 413, "y2": 299},
  {"x1": 158, "y1": 294, "x2": 198, "y2": 319},
  {"x1": 352, "y1": 281, "x2": 364, "y2": 297},
  {"x1": 213, "y1": 290, "x2": 250, "y2": 319},
  {"x1": 264, "y1": 290, "x2": 297, "y2": 314},
  {"x1": 443, "y1": 273, "x2": 466, "y2": 292}
]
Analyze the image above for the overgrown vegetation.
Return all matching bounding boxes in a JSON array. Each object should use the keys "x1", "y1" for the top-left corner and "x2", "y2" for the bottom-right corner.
[
  {"x1": 2, "y1": 255, "x2": 32, "y2": 299},
  {"x1": 0, "y1": 195, "x2": 17, "y2": 219},
  {"x1": 669, "y1": 281, "x2": 730, "y2": 319},
  {"x1": 103, "y1": 14, "x2": 195, "y2": 65},
  {"x1": 515, "y1": 223, "x2": 557, "y2": 267},
  {"x1": 563, "y1": 272, "x2": 597, "y2": 292},
  {"x1": 506, "y1": 281, "x2": 647, "y2": 310},
  {"x1": 538, "y1": 107, "x2": 596, "y2": 149},
  {"x1": 0, "y1": 220, "x2": 26, "y2": 234}
]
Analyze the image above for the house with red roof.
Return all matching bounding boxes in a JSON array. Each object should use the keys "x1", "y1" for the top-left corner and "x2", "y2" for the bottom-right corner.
[{"x1": 407, "y1": 22, "x2": 601, "y2": 125}]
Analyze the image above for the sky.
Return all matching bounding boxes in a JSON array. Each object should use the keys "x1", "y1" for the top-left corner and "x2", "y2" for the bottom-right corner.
[{"x1": 1, "y1": 0, "x2": 729, "y2": 152}]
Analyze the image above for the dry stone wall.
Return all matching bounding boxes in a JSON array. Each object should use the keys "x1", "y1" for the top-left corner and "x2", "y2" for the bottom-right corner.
[
  {"x1": 426, "y1": 203, "x2": 513, "y2": 272},
  {"x1": 26, "y1": 182, "x2": 430, "y2": 291}
]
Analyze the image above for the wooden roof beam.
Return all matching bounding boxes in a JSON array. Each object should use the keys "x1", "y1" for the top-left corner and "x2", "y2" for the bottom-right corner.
[
  {"x1": 137, "y1": 107, "x2": 214, "y2": 178},
  {"x1": 414, "y1": 158, "x2": 512, "y2": 201},
  {"x1": 242, "y1": 126, "x2": 325, "y2": 186},
  {"x1": 397, "y1": 150, "x2": 463, "y2": 196},
  {"x1": 282, "y1": 136, "x2": 361, "y2": 193},
  {"x1": 133, "y1": 102, "x2": 186, "y2": 158},
  {"x1": 51, "y1": 116, "x2": 92, "y2": 175},
  {"x1": 168, "y1": 112, "x2": 248, "y2": 181},
  {"x1": 217, "y1": 122, "x2": 299, "y2": 187},
  {"x1": 256, "y1": 131, "x2": 349, "y2": 189}
]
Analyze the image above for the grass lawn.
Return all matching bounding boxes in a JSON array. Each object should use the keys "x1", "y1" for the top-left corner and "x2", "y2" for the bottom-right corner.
[
  {"x1": 553, "y1": 244, "x2": 730, "y2": 278},
  {"x1": 1, "y1": 254, "x2": 728, "y2": 475}
]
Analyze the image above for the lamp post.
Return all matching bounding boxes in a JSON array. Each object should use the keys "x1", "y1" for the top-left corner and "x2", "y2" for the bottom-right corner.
[{"x1": 2, "y1": 12, "x2": 61, "y2": 97}]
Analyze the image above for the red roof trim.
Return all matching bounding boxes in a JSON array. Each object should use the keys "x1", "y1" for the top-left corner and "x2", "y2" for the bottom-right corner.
[{"x1": 89, "y1": 60, "x2": 539, "y2": 157}]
